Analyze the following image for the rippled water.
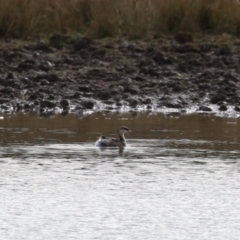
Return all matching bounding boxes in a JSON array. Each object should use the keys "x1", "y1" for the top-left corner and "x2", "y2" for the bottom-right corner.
[{"x1": 1, "y1": 113, "x2": 240, "y2": 240}]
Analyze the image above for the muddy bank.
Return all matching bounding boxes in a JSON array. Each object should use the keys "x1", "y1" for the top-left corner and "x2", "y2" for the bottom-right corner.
[{"x1": 1, "y1": 34, "x2": 240, "y2": 117}]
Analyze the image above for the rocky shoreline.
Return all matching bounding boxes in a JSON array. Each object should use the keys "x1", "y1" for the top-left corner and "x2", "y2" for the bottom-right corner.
[{"x1": 1, "y1": 34, "x2": 240, "y2": 117}]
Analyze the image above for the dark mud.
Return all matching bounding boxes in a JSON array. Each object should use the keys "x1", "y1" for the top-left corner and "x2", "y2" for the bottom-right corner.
[{"x1": 1, "y1": 33, "x2": 240, "y2": 117}]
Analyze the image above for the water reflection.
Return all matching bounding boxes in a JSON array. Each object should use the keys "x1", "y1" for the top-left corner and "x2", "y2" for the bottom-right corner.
[{"x1": 96, "y1": 145, "x2": 126, "y2": 157}]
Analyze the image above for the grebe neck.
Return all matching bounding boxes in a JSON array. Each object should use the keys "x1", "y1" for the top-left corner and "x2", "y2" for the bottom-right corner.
[{"x1": 119, "y1": 131, "x2": 126, "y2": 142}]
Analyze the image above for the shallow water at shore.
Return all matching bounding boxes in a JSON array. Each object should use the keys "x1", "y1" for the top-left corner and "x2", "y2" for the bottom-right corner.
[{"x1": 0, "y1": 113, "x2": 240, "y2": 240}]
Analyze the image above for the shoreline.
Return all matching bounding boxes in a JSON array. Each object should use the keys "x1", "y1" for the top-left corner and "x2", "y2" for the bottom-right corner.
[{"x1": 1, "y1": 34, "x2": 240, "y2": 117}]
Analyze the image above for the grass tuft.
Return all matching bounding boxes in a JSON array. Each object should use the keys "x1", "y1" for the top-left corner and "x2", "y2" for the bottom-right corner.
[{"x1": 0, "y1": 0, "x2": 240, "y2": 38}]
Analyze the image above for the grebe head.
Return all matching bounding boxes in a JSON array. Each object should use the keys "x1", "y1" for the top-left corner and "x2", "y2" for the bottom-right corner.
[{"x1": 119, "y1": 126, "x2": 131, "y2": 135}]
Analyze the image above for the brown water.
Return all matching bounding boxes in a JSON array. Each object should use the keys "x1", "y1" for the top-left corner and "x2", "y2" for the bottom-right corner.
[{"x1": 0, "y1": 112, "x2": 240, "y2": 240}]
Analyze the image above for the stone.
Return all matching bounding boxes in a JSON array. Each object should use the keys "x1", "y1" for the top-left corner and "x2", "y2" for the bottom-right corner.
[
  {"x1": 219, "y1": 104, "x2": 227, "y2": 111},
  {"x1": 60, "y1": 99, "x2": 69, "y2": 109},
  {"x1": 198, "y1": 106, "x2": 212, "y2": 112},
  {"x1": 40, "y1": 100, "x2": 56, "y2": 109},
  {"x1": 81, "y1": 100, "x2": 94, "y2": 109},
  {"x1": 210, "y1": 93, "x2": 225, "y2": 104},
  {"x1": 124, "y1": 86, "x2": 140, "y2": 95}
]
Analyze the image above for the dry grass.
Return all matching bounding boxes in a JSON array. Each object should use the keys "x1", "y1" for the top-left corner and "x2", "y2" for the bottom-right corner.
[{"x1": 1, "y1": 0, "x2": 240, "y2": 38}]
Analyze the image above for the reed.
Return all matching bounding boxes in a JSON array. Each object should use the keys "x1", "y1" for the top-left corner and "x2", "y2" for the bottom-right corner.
[{"x1": 0, "y1": 0, "x2": 240, "y2": 38}]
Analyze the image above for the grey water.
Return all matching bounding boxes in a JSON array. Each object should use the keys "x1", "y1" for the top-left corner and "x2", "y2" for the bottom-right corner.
[{"x1": 0, "y1": 112, "x2": 240, "y2": 240}]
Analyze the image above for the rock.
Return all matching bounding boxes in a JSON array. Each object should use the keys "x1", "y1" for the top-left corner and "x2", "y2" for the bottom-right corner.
[
  {"x1": 35, "y1": 73, "x2": 60, "y2": 82},
  {"x1": 224, "y1": 72, "x2": 240, "y2": 82},
  {"x1": 60, "y1": 99, "x2": 69, "y2": 109},
  {"x1": 1, "y1": 104, "x2": 9, "y2": 110},
  {"x1": 0, "y1": 87, "x2": 12, "y2": 95},
  {"x1": 18, "y1": 62, "x2": 34, "y2": 71},
  {"x1": 28, "y1": 93, "x2": 38, "y2": 101},
  {"x1": 20, "y1": 77, "x2": 31, "y2": 85},
  {"x1": 152, "y1": 52, "x2": 165, "y2": 64},
  {"x1": 24, "y1": 103, "x2": 30, "y2": 110},
  {"x1": 47, "y1": 95, "x2": 55, "y2": 100},
  {"x1": 122, "y1": 93, "x2": 131, "y2": 99},
  {"x1": 103, "y1": 99, "x2": 115, "y2": 105},
  {"x1": 127, "y1": 97, "x2": 139, "y2": 107},
  {"x1": 81, "y1": 100, "x2": 94, "y2": 109},
  {"x1": 165, "y1": 100, "x2": 183, "y2": 108},
  {"x1": 116, "y1": 101, "x2": 122, "y2": 106},
  {"x1": 0, "y1": 99, "x2": 9, "y2": 104},
  {"x1": 34, "y1": 100, "x2": 40, "y2": 106},
  {"x1": 79, "y1": 86, "x2": 90, "y2": 92},
  {"x1": 38, "y1": 61, "x2": 54, "y2": 72},
  {"x1": 15, "y1": 103, "x2": 22, "y2": 111},
  {"x1": 198, "y1": 83, "x2": 211, "y2": 90},
  {"x1": 141, "y1": 98, "x2": 152, "y2": 104},
  {"x1": 40, "y1": 79, "x2": 49, "y2": 86},
  {"x1": 40, "y1": 100, "x2": 56, "y2": 109},
  {"x1": 158, "y1": 97, "x2": 185, "y2": 109},
  {"x1": 139, "y1": 66, "x2": 159, "y2": 76},
  {"x1": 110, "y1": 87, "x2": 120, "y2": 95},
  {"x1": 0, "y1": 79, "x2": 15, "y2": 88},
  {"x1": 5, "y1": 72, "x2": 17, "y2": 80},
  {"x1": 198, "y1": 106, "x2": 212, "y2": 112},
  {"x1": 132, "y1": 75, "x2": 146, "y2": 82},
  {"x1": 47, "y1": 73, "x2": 59, "y2": 82},
  {"x1": 234, "y1": 106, "x2": 240, "y2": 112},
  {"x1": 98, "y1": 91, "x2": 112, "y2": 100},
  {"x1": 124, "y1": 85, "x2": 140, "y2": 95},
  {"x1": 210, "y1": 93, "x2": 225, "y2": 104},
  {"x1": 172, "y1": 84, "x2": 182, "y2": 92},
  {"x1": 219, "y1": 104, "x2": 227, "y2": 111}
]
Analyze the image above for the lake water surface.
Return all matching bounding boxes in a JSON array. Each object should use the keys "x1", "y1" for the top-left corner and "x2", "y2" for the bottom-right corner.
[{"x1": 0, "y1": 112, "x2": 240, "y2": 240}]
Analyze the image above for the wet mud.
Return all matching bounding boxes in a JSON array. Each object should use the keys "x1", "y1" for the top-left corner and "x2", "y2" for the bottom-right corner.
[{"x1": 1, "y1": 33, "x2": 240, "y2": 116}]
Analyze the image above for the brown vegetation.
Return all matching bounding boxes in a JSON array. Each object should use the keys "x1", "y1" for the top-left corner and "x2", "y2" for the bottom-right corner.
[{"x1": 1, "y1": 0, "x2": 240, "y2": 38}]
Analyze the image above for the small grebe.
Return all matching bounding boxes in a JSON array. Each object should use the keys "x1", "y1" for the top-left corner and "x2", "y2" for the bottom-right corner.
[{"x1": 95, "y1": 126, "x2": 131, "y2": 148}]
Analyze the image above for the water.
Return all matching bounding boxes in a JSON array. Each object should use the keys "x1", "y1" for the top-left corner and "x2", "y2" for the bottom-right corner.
[{"x1": 0, "y1": 112, "x2": 240, "y2": 240}]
